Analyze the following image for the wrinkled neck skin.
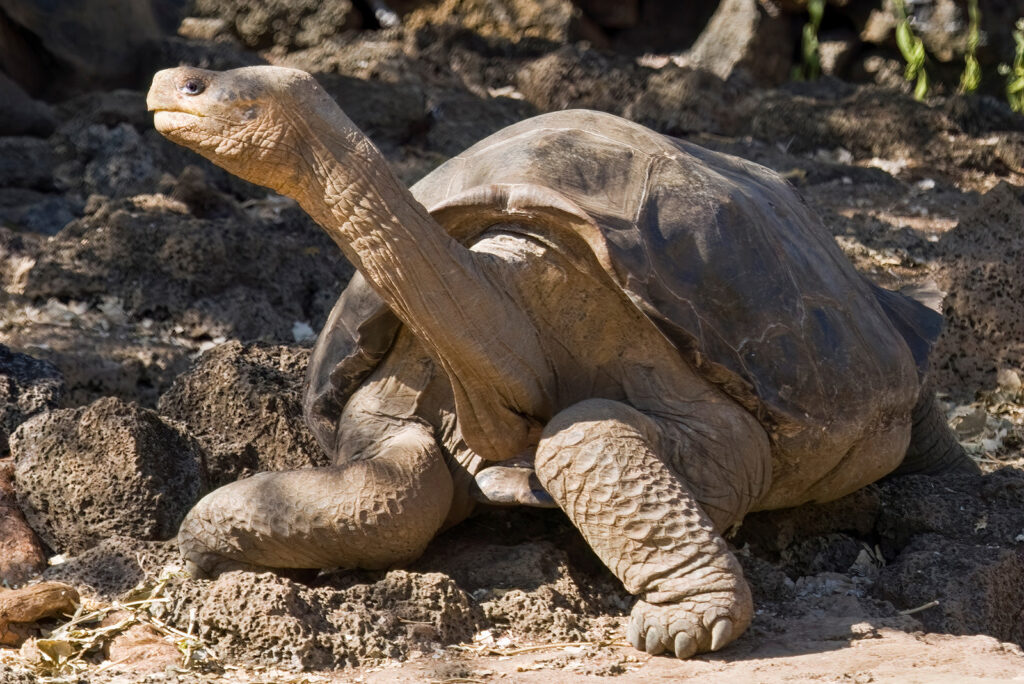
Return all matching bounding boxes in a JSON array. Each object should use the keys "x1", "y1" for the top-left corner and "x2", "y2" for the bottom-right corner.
[{"x1": 286, "y1": 113, "x2": 550, "y2": 461}]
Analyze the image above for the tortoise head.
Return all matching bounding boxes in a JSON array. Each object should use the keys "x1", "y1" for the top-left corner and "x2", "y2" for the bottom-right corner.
[{"x1": 147, "y1": 65, "x2": 360, "y2": 195}]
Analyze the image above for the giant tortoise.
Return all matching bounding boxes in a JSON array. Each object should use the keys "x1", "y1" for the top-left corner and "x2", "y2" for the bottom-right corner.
[{"x1": 146, "y1": 65, "x2": 974, "y2": 658}]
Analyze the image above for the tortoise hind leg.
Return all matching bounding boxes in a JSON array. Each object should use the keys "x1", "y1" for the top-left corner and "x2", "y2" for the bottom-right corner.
[
  {"x1": 892, "y1": 386, "x2": 980, "y2": 476},
  {"x1": 178, "y1": 423, "x2": 453, "y2": 577},
  {"x1": 534, "y1": 398, "x2": 754, "y2": 657}
]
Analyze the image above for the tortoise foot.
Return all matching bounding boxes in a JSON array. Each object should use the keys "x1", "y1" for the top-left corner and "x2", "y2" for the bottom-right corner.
[
  {"x1": 627, "y1": 583, "x2": 752, "y2": 658},
  {"x1": 177, "y1": 424, "x2": 453, "y2": 576}
]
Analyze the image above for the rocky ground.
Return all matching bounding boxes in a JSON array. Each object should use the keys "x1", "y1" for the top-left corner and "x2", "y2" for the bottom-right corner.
[{"x1": 1, "y1": 0, "x2": 1024, "y2": 681}]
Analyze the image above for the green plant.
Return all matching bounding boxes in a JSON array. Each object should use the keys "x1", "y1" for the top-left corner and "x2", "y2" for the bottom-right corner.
[
  {"x1": 999, "y1": 18, "x2": 1024, "y2": 112},
  {"x1": 959, "y1": 0, "x2": 981, "y2": 93},
  {"x1": 893, "y1": 0, "x2": 929, "y2": 100},
  {"x1": 795, "y1": 0, "x2": 826, "y2": 81}
]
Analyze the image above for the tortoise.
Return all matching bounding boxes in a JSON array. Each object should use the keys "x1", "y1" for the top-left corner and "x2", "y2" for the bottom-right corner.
[{"x1": 146, "y1": 65, "x2": 974, "y2": 658}]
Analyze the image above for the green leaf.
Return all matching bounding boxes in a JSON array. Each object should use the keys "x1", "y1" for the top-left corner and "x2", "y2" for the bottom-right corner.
[
  {"x1": 911, "y1": 41, "x2": 926, "y2": 66},
  {"x1": 960, "y1": 55, "x2": 981, "y2": 93},
  {"x1": 914, "y1": 71, "x2": 929, "y2": 100},
  {"x1": 808, "y1": 0, "x2": 824, "y2": 26},
  {"x1": 895, "y1": 22, "x2": 914, "y2": 59}
]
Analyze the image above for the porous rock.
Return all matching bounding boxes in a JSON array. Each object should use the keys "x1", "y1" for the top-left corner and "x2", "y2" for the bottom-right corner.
[
  {"x1": 776, "y1": 533, "x2": 866, "y2": 579},
  {"x1": 932, "y1": 182, "x2": 1024, "y2": 397},
  {"x1": 736, "y1": 467, "x2": 1024, "y2": 646},
  {"x1": 873, "y1": 534, "x2": 1024, "y2": 645},
  {"x1": 406, "y1": 0, "x2": 581, "y2": 45},
  {"x1": 861, "y1": 0, "x2": 967, "y2": 63},
  {"x1": 872, "y1": 468, "x2": 1024, "y2": 554},
  {"x1": 600, "y1": 1, "x2": 717, "y2": 55},
  {"x1": 22, "y1": 193, "x2": 350, "y2": 342},
  {"x1": 10, "y1": 397, "x2": 206, "y2": 554},
  {"x1": 736, "y1": 486, "x2": 881, "y2": 555},
  {"x1": 190, "y1": 0, "x2": 362, "y2": 51},
  {"x1": 0, "y1": 345, "x2": 64, "y2": 454},
  {"x1": 167, "y1": 569, "x2": 480, "y2": 668},
  {"x1": 1, "y1": 326, "x2": 192, "y2": 410},
  {"x1": 42, "y1": 536, "x2": 178, "y2": 600},
  {"x1": 158, "y1": 341, "x2": 327, "y2": 488}
]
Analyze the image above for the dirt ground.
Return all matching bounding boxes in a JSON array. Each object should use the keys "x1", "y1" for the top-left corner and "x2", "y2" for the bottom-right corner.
[{"x1": 1, "y1": 0, "x2": 1024, "y2": 682}]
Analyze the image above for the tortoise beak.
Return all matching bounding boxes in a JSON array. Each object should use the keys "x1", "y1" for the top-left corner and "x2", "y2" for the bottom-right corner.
[
  {"x1": 148, "y1": 68, "x2": 213, "y2": 137},
  {"x1": 147, "y1": 67, "x2": 212, "y2": 116}
]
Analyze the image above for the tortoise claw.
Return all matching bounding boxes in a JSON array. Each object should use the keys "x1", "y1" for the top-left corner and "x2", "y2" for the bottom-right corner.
[
  {"x1": 645, "y1": 625, "x2": 667, "y2": 655},
  {"x1": 627, "y1": 621, "x2": 643, "y2": 651},
  {"x1": 471, "y1": 465, "x2": 557, "y2": 507},
  {"x1": 674, "y1": 632, "x2": 697, "y2": 659},
  {"x1": 709, "y1": 617, "x2": 733, "y2": 652}
]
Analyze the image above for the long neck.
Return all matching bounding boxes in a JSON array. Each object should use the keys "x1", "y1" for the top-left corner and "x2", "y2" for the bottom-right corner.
[{"x1": 291, "y1": 121, "x2": 550, "y2": 461}]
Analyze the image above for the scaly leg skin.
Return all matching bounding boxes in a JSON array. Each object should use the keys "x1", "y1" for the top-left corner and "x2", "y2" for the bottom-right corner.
[
  {"x1": 178, "y1": 423, "x2": 453, "y2": 577},
  {"x1": 534, "y1": 398, "x2": 753, "y2": 658}
]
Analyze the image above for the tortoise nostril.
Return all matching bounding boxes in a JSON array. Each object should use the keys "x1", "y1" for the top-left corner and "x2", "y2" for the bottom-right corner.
[{"x1": 180, "y1": 78, "x2": 205, "y2": 96}]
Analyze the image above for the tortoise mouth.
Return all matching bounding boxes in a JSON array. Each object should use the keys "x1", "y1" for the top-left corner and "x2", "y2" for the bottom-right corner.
[{"x1": 151, "y1": 109, "x2": 204, "y2": 134}]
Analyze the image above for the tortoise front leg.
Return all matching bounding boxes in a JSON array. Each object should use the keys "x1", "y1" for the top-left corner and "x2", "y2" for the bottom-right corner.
[
  {"x1": 534, "y1": 398, "x2": 754, "y2": 657},
  {"x1": 178, "y1": 423, "x2": 452, "y2": 577}
]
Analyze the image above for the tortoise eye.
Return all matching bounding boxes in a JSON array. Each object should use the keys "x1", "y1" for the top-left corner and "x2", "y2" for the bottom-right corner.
[{"x1": 180, "y1": 78, "x2": 205, "y2": 96}]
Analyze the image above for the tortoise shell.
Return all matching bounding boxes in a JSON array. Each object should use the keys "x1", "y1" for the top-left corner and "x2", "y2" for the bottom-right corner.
[{"x1": 304, "y1": 110, "x2": 935, "y2": 463}]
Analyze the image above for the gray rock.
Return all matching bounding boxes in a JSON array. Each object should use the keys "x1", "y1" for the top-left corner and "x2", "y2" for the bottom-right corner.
[
  {"x1": 624, "y1": 64, "x2": 743, "y2": 137},
  {"x1": 0, "y1": 72, "x2": 55, "y2": 137},
  {"x1": 0, "y1": 138, "x2": 54, "y2": 191},
  {"x1": 0, "y1": 345, "x2": 63, "y2": 454},
  {"x1": 315, "y1": 73, "x2": 427, "y2": 150},
  {"x1": 10, "y1": 397, "x2": 206, "y2": 554},
  {"x1": 190, "y1": 0, "x2": 362, "y2": 51},
  {"x1": 405, "y1": 0, "x2": 581, "y2": 46},
  {"x1": 425, "y1": 90, "x2": 537, "y2": 158},
  {"x1": 516, "y1": 45, "x2": 647, "y2": 115},
  {"x1": 0, "y1": 2, "x2": 163, "y2": 102},
  {"x1": 157, "y1": 341, "x2": 328, "y2": 488},
  {"x1": 0, "y1": 195, "x2": 80, "y2": 236},
  {"x1": 601, "y1": 1, "x2": 715, "y2": 55},
  {"x1": 682, "y1": 0, "x2": 793, "y2": 85},
  {"x1": 0, "y1": 0, "x2": 186, "y2": 97},
  {"x1": 0, "y1": 224, "x2": 45, "y2": 293},
  {"x1": 55, "y1": 123, "x2": 162, "y2": 199},
  {"x1": 575, "y1": 0, "x2": 638, "y2": 29},
  {"x1": 54, "y1": 90, "x2": 152, "y2": 135}
]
